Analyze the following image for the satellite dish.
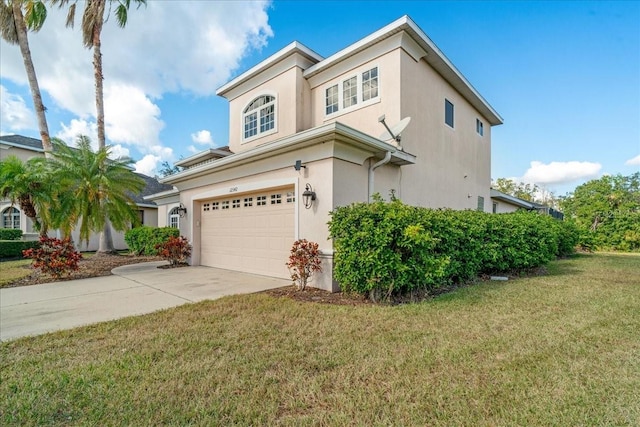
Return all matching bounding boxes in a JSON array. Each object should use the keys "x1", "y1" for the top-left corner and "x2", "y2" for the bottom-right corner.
[{"x1": 378, "y1": 115, "x2": 411, "y2": 146}]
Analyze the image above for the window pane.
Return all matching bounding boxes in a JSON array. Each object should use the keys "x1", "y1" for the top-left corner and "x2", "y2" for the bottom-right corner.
[
  {"x1": 362, "y1": 67, "x2": 378, "y2": 101},
  {"x1": 445, "y1": 99, "x2": 454, "y2": 128},
  {"x1": 325, "y1": 85, "x2": 338, "y2": 115},
  {"x1": 260, "y1": 104, "x2": 275, "y2": 132},
  {"x1": 343, "y1": 76, "x2": 357, "y2": 108},
  {"x1": 244, "y1": 112, "x2": 257, "y2": 138}
]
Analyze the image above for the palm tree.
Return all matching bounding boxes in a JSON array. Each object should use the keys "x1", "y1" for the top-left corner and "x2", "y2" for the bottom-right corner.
[
  {"x1": 53, "y1": 0, "x2": 146, "y2": 252},
  {"x1": 0, "y1": 154, "x2": 55, "y2": 234},
  {"x1": 53, "y1": 0, "x2": 146, "y2": 150},
  {"x1": 0, "y1": 0, "x2": 53, "y2": 157},
  {"x1": 48, "y1": 136, "x2": 145, "y2": 252}
]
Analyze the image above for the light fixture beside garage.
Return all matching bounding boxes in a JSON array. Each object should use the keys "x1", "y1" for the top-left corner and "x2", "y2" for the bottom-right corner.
[
  {"x1": 294, "y1": 160, "x2": 307, "y2": 171},
  {"x1": 302, "y1": 184, "x2": 316, "y2": 209},
  {"x1": 177, "y1": 203, "x2": 188, "y2": 217}
]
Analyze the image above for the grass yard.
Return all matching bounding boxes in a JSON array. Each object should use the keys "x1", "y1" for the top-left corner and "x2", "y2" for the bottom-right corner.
[
  {"x1": 0, "y1": 258, "x2": 31, "y2": 286},
  {"x1": 1, "y1": 253, "x2": 639, "y2": 425}
]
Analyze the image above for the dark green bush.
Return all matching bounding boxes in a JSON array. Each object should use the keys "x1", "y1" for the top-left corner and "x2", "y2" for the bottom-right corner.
[
  {"x1": 0, "y1": 228, "x2": 22, "y2": 240},
  {"x1": 329, "y1": 199, "x2": 578, "y2": 300},
  {"x1": 0, "y1": 240, "x2": 39, "y2": 258},
  {"x1": 124, "y1": 226, "x2": 179, "y2": 255}
]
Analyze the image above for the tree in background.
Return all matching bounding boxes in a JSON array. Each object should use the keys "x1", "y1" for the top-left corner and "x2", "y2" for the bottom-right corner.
[
  {"x1": 0, "y1": 155, "x2": 55, "y2": 234},
  {"x1": 560, "y1": 173, "x2": 640, "y2": 251},
  {"x1": 0, "y1": 0, "x2": 53, "y2": 156},
  {"x1": 492, "y1": 178, "x2": 558, "y2": 208},
  {"x1": 158, "y1": 161, "x2": 182, "y2": 178},
  {"x1": 48, "y1": 136, "x2": 145, "y2": 251}
]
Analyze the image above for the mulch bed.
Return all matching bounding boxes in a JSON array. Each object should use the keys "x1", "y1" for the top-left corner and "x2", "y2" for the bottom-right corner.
[
  {"x1": 264, "y1": 285, "x2": 374, "y2": 306},
  {"x1": 5, "y1": 254, "x2": 162, "y2": 288}
]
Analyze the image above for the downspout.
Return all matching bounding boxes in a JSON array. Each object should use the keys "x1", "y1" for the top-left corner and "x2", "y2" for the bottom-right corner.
[{"x1": 368, "y1": 151, "x2": 392, "y2": 202}]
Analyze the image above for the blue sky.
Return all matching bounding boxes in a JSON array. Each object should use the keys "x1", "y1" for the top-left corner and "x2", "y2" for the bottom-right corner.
[{"x1": 1, "y1": 1, "x2": 638, "y2": 196}]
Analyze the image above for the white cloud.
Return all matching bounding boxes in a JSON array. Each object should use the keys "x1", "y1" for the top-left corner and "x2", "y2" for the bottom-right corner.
[
  {"x1": 187, "y1": 145, "x2": 199, "y2": 154},
  {"x1": 191, "y1": 130, "x2": 214, "y2": 145},
  {"x1": 521, "y1": 160, "x2": 602, "y2": 185},
  {"x1": 110, "y1": 144, "x2": 131, "y2": 159},
  {"x1": 625, "y1": 155, "x2": 640, "y2": 166},
  {"x1": 56, "y1": 119, "x2": 99, "y2": 148},
  {"x1": 104, "y1": 84, "x2": 164, "y2": 148},
  {"x1": 0, "y1": 1, "x2": 272, "y2": 159},
  {"x1": 135, "y1": 154, "x2": 162, "y2": 176},
  {"x1": 0, "y1": 85, "x2": 36, "y2": 131}
]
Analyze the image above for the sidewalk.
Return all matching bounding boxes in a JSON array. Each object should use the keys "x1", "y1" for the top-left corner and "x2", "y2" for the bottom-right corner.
[{"x1": 0, "y1": 262, "x2": 289, "y2": 342}]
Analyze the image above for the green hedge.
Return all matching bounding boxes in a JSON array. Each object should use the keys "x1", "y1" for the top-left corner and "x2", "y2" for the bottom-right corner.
[
  {"x1": 0, "y1": 240, "x2": 39, "y2": 258},
  {"x1": 328, "y1": 199, "x2": 578, "y2": 299},
  {"x1": 124, "y1": 226, "x2": 180, "y2": 255},
  {"x1": 0, "y1": 228, "x2": 22, "y2": 240}
]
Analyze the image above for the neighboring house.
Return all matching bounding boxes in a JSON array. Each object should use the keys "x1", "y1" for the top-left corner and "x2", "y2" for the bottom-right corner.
[
  {"x1": 490, "y1": 189, "x2": 537, "y2": 214},
  {"x1": 149, "y1": 15, "x2": 504, "y2": 291},
  {"x1": 0, "y1": 134, "x2": 173, "y2": 251},
  {"x1": 490, "y1": 189, "x2": 564, "y2": 219}
]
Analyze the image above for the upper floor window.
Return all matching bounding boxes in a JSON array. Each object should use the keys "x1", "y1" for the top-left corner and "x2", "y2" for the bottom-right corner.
[
  {"x1": 362, "y1": 67, "x2": 378, "y2": 101},
  {"x1": 2, "y1": 207, "x2": 20, "y2": 229},
  {"x1": 476, "y1": 119, "x2": 484, "y2": 136},
  {"x1": 243, "y1": 95, "x2": 276, "y2": 140},
  {"x1": 168, "y1": 207, "x2": 180, "y2": 229},
  {"x1": 325, "y1": 66, "x2": 379, "y2": 116},
  {"x1": 326, "y1": 85, "x2": 339, "y2": 115},
  {"x1": 445, "y1": 99, "x2": 454, "y2": 128}
]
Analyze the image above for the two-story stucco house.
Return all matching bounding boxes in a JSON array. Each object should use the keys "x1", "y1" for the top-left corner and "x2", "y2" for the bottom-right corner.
[
  {"x1": 152, "y1": 15, "x2": 503, "y2": 291},
  {"x1": 0, "y1": 134, "x2": 173, "y2": 250}
]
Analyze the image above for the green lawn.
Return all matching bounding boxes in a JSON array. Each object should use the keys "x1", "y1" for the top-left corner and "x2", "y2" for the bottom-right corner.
[
  {"x1": 1, "y1": 253, "x2": 639, "y2": 426},
  {"x1": 0, "y1": 258, "x2": 31, "y2": 286}
]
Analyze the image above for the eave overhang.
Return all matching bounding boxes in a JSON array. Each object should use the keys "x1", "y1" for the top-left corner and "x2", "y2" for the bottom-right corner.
[
  {"x1": 161, "y1": 122, "x2": 416, "y2": 185},
  {"x1": 490, "y1": 189, "x2": 536, "y2": 209}
]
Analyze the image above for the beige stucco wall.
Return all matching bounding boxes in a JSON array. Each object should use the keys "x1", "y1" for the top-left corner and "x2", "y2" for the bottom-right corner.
[
  {"x1": 492, "y1": 201, "x2": 520, "y2": 214},
  {"x1": 309, "y1": 49, "x2": 402, "y2": 141},
  {"x1": 398, "y1": 50, "x2": 492, "y2": 211},
  {"x1": 227, "y1": 66, "x2": 310, "y2": 153},
  {"x1": 0, "y1": 145, "x2": 41, "y2": 162}
]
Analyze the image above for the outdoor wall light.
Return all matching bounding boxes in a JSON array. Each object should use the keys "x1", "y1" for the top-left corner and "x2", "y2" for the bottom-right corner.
[
  {"x1": 294, "y1": 160, "x2": 307, "y2": 171},
  {"x1": 177, "y1": 203, "x2": 188, "y2": 217},
  {"x1": 302, "y1": 184, "x2": 316, "y2": 209}
]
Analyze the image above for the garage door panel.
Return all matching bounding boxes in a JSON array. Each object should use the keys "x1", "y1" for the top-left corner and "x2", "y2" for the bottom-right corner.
[{"x1": 200, "y1": 186, "x2": 295, "y2": 279}]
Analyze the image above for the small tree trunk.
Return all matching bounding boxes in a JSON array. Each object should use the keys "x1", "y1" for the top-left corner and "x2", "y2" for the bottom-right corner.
[
  {"x1": 12, "y1": 2, "x2": 52, "y2": 158},
  {"x1": 98, "y1": 219, "x2": 116, "y2": 254}
]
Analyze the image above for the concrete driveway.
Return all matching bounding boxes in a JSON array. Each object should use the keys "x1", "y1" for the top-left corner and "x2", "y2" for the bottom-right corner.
[{"x1": 0, "y1": 262, "x2": 289, "y2": 342}]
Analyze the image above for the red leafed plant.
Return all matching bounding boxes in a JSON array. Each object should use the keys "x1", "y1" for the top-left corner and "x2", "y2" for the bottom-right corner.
[
  {"x1": 155, "y1": 236, "x2": 192, "y2": 267},
  {"x1": 286, "y1": 239, "x2": 322, "y2": 291},
  {"x1": 23, "y1": 237, "x2": 82, "y2": 278}
]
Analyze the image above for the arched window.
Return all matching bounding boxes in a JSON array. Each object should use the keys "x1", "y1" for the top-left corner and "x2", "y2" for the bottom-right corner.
[
  {"x1": 243, "y1": 95, "x2": 276, "y2": 140},
  {"x1": 2, "y1": 207, "x2": 20, "y2": 229},
  {"x1": 168, "y1": 207, "x2": 180, "y2": 229}
]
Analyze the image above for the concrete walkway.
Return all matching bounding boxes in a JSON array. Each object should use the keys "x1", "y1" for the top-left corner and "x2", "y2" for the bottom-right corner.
[{"x1": 0, "y1": 262, "x2": 289, "y2": 342}]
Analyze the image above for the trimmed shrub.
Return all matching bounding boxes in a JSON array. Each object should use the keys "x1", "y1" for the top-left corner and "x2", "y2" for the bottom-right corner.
[
  {"x1": 329, "y1": 198, "x2": 578, "y2": 300},
  {"x1": 0, "y1": 240, "x2": 39, "y2": 258},
  {"x1": 286, "y1": 239, "x2": 322, "y2": 291},
  {"x1": 22, "y1": 237, "x2": 82, "y2": 278},
  {"x1": 0, "y1": 228, "x2": 22, "y2": 240},
  {"x1": 125, "y1": 226, "x2": 179, "y2": 255},
  {"x1": 329, "y1": 198, "x2": 449, "y2": 301},
  {"x1": 155, "y1": 236, "x2": 191, "y2": 266}
]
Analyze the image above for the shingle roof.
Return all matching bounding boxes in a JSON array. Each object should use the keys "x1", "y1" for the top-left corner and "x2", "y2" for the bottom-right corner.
[
  {"x1": 0, "y1": 134, "x2": 44, "y2": 151},
  {"x1": 131, "y1": 173, "x2": 175, "y2": 205}
]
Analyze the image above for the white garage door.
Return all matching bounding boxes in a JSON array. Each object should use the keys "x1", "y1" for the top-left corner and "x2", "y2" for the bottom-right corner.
[{"x1": 200, "y1": 186, "x2": 295, "y2": 279}]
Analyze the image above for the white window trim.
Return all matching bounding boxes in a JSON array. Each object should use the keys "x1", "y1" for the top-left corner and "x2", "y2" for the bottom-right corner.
[
  {"x1": 2, "y1": 206, "x2": 20, "y2": 229},
  {"x1": 242, "y1": 93, "x2": 278, "y2": 144},
  {"x1": 168, "y1": 207, "x2": 180, "y2": 229},
  {"x1": 324, "y1": 65, "x2": 380, "y2": 120}
]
